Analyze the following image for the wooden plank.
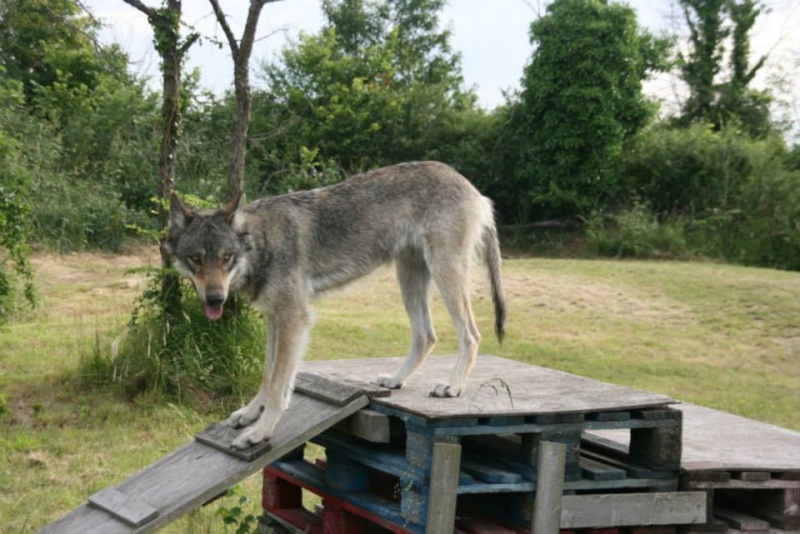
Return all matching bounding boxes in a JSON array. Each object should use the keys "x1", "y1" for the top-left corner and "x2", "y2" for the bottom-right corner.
[
  {"x1": 295, "y1": 372, "x2": 389, "y2": 406},
  {"x1": 302, "y1": 355, "x2": 676, "y2": 420},
  {"x1": 560, "y1": 491, "x2": 707, "y2": 528},
  {"x1": 461, "y1": 458, "x2": 522, "y2": 484},
  {"x1": 714, "y1": 508, "x2": 770, "y2": 532},
  {"x1": 677, "y1": 404, "x2": 800, "y2": 474},
  {"x1": 734, "y1": 471, "x2": 772, "y2": 482},
  {"x1": 195, "y1": 422, "x2": 273, "y2": 461},
  {"x1": 38, "y1": 392, "x2": 369, "y2": 534},
  {"x1": 532, "y1": 441, "x2": 567, "y2": 534},
  {"x1": 87, "y1": 488, "x2": 159, "y2": 527},
  {"x1": 687, "y1": 478, "x2": 800, "y2": 490},
  {"x1": 580, "y1": 457, "x2": 627, "y2": 481},
  {"x1": 425, "y1": 442, "x2": 462, "y2": 534},
  {"x1": 335, "y1": 409, "x2": 393, "y2": 443}
]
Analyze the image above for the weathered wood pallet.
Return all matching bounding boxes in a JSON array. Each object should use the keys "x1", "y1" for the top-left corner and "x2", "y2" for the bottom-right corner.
[
  {"x1": 587, "y1": 402, "x2": 800, "y2": 533},
  {"x1": 37, "y1": 387, "x2": 370, "y2": 533},
  {"x1": 263, "y1": 459, "x2": 706, "y2": 534},
  {"x1": 262, "y1": 356, "x2": 696, "y2": 531}
]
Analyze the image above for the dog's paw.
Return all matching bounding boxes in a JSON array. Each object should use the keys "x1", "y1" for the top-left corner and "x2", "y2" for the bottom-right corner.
[
  {"x1": 231, "y1": 426, "x2": 271, "y2": 450},
  {"x1": 429, "y1": 383, "x2": 464, "y2": 398},
  {"x1": 227, "y1": 403, "x2": 264, "y2": 429},
  {"x1": 375, "y1": 374, "x2": 404, "y2": 390}
]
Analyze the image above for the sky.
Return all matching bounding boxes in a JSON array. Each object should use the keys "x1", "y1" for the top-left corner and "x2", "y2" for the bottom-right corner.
[{"x1": 95, "y1": 0, "x2": 800, "y2": 125}]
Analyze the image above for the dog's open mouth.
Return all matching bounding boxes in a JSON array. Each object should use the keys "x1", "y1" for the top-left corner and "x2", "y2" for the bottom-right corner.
[{"x1": 204, "y1": 304, "x2": 224, "y2": 321}]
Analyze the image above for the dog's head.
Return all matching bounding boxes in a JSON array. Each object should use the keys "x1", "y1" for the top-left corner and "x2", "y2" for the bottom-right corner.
[{"x1": 165, "y1": 192, "x2": 248, "y2": 320}]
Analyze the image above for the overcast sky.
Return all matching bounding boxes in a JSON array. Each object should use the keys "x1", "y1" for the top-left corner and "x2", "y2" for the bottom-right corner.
[{"x1": 96, "y1": 0, "x2": 800, "y2": 123}]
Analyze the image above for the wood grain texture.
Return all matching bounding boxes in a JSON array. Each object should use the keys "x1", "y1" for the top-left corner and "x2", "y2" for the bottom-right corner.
[
  {"x1": 87, "y1": 488, "x2": 159, "y2": 527},
  {"x1": 38, "y1": 392, "x2": 368, "y2": 534},
  {"x1": 532, "y1": 441, "x2": 567, "y2": 534},
  {"x1": 560, "y1": 492, "x2": 707, "y2": 528},
  {"x1": 302, "y1": 355, "x2": 676, "y2": 420},
  {"x1": 425, "y1": 443, "x2": 462, "y2": 534}
]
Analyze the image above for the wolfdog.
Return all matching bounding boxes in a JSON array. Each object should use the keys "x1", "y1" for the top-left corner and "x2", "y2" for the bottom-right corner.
[{"x1": 166, "y1": 161, "x2": 506, "y2": 449}]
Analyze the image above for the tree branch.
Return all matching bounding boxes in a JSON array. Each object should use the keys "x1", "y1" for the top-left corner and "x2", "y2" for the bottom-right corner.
[
  {"x1": 120, "y1": 0, "x2": 158, "y2": 19},
  {"x1": 208, "y1": 0, "x2": 239, "y2": 56}
]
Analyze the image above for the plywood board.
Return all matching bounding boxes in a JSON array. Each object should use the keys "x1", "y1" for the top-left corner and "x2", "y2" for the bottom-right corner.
[
  {"x1": 38, "y1": 392, "x2": 368, "y2": 534},
  {"x1": 588, "y1": 403, "x2": 800, "y2": 474},
  {"x1": 302, "y1": 355, "x2": 676, "y2": 420}
]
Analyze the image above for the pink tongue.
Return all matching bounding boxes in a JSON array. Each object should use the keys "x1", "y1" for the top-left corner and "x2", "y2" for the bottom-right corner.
[{"x1": 204, "y1": 304, "x2": 224, "y2": 321}]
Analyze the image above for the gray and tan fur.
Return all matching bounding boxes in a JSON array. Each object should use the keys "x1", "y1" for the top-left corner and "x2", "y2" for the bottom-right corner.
[{"x1": 166, "y1": 161, "x2": 506, "y2": 449}]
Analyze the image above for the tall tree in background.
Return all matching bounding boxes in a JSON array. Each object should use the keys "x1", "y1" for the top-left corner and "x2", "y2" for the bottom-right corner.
[
  {"x1": 678, "y1": 0, "x2": 771, "y2": 136},
  {"x1": 122, "y1": 0, "x2": 199, "y2": 317},
  {"x1": 515, "y1": 0, "x2": 670, "y2": 220},
  {"x1": 253, "y1": 0, "x2": 473, "y2": 179},
  {"x1": 208, "y1": 0, "x2": 281, "y2": 199}
]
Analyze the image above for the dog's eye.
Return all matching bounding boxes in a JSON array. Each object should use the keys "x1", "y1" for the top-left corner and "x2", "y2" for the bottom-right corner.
[
  {"x1": 222, "y1": 253, "x2": 234, "y2": 262},
  {"x1": 189, "y1": 254, "x2": 202, "y2": 264}
]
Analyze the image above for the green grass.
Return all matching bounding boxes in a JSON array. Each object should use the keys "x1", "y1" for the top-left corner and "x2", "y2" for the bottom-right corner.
[{"x1": 1, "y1": 251, "x2": 798, "y2": 531}]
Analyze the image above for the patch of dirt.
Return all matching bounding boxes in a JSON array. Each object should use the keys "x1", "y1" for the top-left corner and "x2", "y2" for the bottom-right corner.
[{"x1": 30, "y1": 246, "x2": 160, "y2": 317}]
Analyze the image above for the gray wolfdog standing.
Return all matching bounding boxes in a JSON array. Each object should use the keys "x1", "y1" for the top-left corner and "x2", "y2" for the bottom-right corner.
[{"x1": 166, "y1": 161, "x2": 506, "y2": 449}]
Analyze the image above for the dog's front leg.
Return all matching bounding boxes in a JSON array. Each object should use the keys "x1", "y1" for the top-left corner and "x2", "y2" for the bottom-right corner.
[
  {"x1": 228, "y1": 317, "x2": 278, "y2": 430},
  {"x1": 230, "y1": 309, "x2": 310, "y2": 449}
]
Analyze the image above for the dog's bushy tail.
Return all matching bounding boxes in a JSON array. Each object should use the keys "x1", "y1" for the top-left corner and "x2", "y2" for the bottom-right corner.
[{"x1": 482, "y1": 224, "x2": 506, "y2": 343}]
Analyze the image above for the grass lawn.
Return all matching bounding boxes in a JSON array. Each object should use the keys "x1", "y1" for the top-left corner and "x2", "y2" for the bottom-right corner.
[{"x1": 1, "y1": 248, "x2": 798, "y2": 532}]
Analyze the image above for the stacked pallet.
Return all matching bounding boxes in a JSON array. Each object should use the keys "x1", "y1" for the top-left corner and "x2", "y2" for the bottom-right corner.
[
  {"x1": 261, "y1": 355, "x2": 708, "y2": 533},
  {"x1": 587, "y1": 403, "x2": 800, "y2": 534}
]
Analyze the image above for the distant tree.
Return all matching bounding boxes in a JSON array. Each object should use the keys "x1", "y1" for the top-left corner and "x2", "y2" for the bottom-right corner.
[
  {"x1": 252, "y1": 0, "x2": 474, "y2": 183},
  {"x1": 0, "y1": 0, "x2": 102, "y2": 103},
  {"x1": 515, "y1": 0, "x2": 670, "y2": 220},
  {"x1": 678, "y1": 0, "x2": 771, "y2": 136}
]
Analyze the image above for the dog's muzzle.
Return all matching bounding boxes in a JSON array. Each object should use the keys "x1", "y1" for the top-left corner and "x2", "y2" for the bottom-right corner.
[{"x1": 204, "y1": 293, "x2": 226, "y2": 321}]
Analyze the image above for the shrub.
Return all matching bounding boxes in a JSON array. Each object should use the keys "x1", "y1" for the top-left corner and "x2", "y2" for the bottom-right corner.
[
  {"x1": 83, "y1": 269, "x2": 265, "y2": 401},
  {"x1": 585, "y1": 202, "x2": 689, "y2": 259}
]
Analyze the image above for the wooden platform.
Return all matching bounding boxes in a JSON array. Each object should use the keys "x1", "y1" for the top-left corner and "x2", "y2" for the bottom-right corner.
[
  {"x1": 262, "y1": 355, "x2": 703, "y2": 533},
  {"x1": 302, "y1": 354, "x2": 677, "y2": 419}
]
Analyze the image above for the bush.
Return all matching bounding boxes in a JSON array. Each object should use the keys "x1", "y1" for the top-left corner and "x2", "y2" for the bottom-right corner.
[
  {"x1": 585, "y1": 202, "x2": 689, "y2": 259},
  {"x1": 83, "y1": 269, "x2": 265, "y2": 401},
  {"x1": 29, "y1": 178, "x2": 141, "y2": 252},
  {"x1": 0, "y1": 71, "x2": 36, "y2": 321}
]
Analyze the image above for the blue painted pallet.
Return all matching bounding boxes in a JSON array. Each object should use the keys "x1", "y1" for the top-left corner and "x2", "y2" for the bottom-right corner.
[{"x1": 311, "y1": 429, "x2": 678, "y2": 496}]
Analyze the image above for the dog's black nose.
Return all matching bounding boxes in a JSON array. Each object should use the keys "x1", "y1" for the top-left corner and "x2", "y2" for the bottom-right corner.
[{"x1": 206, "y1": 294, "x2": 225, "y2": 307}]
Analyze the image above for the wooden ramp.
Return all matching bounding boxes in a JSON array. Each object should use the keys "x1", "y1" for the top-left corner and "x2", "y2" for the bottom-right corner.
[{"x1": 37, "y1": 375, "x2": 379, "y2": 534}]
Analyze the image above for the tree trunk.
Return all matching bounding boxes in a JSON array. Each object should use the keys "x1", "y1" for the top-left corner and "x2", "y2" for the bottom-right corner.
[
  {"x1": 228, "y1": 60, "x2": 252, "y2": 200},
  {"x1": 122, "y1": 0, "x2": 198, "y2": 318},
  {"x1": 209, "y1": 0, "x2": 279, "y2": 200}
]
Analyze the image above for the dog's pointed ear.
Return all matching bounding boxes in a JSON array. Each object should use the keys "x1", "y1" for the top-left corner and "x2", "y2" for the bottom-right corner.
[
  {"x1": 223, "y1": 190, "x2": 245, "y2": 230},
  {"x1": 168, "y1": 192, "x2": 193, "y2": 232}
]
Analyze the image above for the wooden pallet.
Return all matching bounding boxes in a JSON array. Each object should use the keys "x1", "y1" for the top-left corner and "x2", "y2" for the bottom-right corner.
[
  {"x1": 262, "y1": 457, "x2": 705, "y2": 534},
  {"x1": 264, "y1": 356, "x2": 706, "y2": 532},
  {"x1": 587, "y1": 403, "x2": 800, "y2": 534}
]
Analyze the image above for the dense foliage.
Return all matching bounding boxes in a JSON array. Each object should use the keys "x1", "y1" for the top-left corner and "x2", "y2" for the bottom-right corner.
[
  {"x1": 1, "y1": 0, "x2": 799, "y2": 305},
  {"x1": 513, "y1": 0, "x2": 671, "y2": 219}
]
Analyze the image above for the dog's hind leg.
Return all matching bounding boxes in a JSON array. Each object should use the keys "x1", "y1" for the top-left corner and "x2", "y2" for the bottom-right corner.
[
  {"x1": 377, "y1": 248, "x2": 437, "y2": 390},
  {"x1": 429, "y1": 259, "x2": 481, "y2": 398}
]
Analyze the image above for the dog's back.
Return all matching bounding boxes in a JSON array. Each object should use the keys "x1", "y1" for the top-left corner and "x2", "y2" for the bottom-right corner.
[{"x1": 242, "y1": 162, "x2": 498, "y2": 300}]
